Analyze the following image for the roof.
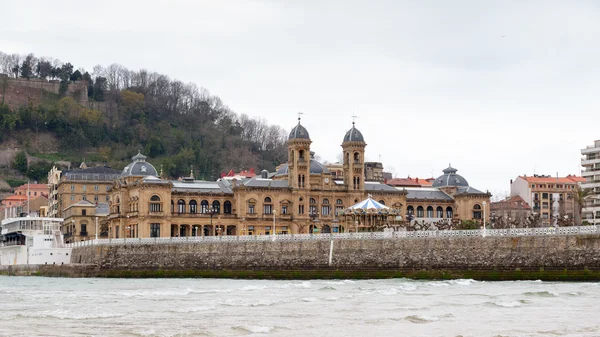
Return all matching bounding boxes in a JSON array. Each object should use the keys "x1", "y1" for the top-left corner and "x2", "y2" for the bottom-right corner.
[
  {"x1": 1, "y1": 195, "x2": 28, "y2": 202},
  {"x1": 243, "y1": 178, "x2": 290, "y2": 189},
  {"x1": 402, "y1": 187, "x2": 454, "y2": 201},
  {"x1": 221, "y1": 168, "x2": 256, "y2": 178},
  {"x1": 64, "y1": 200, "x2": 95, "y2": 210},
  {"x1": 343, "y1": 122, "x2": 365, "y2": 143},
  {"x1": 14, "y1": 184, "x2": 47, "y2": 190},
  {"x1": 519, "y1": 175, "x2": 586, "y2": 184},
  {"x1": 387, "y1": 177, "x2": 433, "y2": 187},
  {"x1": 491, "y1": 195, "x2": 531, "y2": 210},
  {"x1": 455, "y1": 186, "x2": 488, "y2": 195},
  {"x1": 63, "y1": 166, "x2": 122, "y2": 181},
  {"x1": 172, "y1": 180, "x2": 233, "y2": 194},
  {"x1": 122, "y1": 152, "x2": 158, "y2": 177},
  {"x1": 432, "y1": 165, "x2": 470, "y2": 188},
  {"x1": 365, "y1": 182, "x2": 404, "y2": 193},
  {"x1": 288, "y1": 118, "x2": 310, "y2": 140},
  {"x1": 275, "y1": 160, "x2": 330, "y2": 176}
]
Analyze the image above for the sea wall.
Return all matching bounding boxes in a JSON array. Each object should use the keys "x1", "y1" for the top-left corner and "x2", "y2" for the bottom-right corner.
[{"x1": 64, "y1": 235, "x2": 600, "y2": 280}]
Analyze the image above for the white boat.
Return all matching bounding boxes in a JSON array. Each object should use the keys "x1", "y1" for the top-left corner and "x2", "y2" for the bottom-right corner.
[{"x1": 0, "y1": 217, "x2": 72, "y2": 265}]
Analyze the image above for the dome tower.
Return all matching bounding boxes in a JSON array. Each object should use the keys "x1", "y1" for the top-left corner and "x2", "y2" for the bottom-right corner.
[
  {"x1": 287, "y1": 117, "x2": 312, "y2": 189},
  {"x1": 341, "y1": 121, "x2": 366, "y2": 191}
]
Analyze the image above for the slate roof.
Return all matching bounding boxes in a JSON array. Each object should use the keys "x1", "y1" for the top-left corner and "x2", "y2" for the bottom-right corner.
[
  {"x1": 171, "y1": 180, "x2": 233, "y2": 194},
  {"x1": 122, "y1": 152, "x2": 158, "y2": 177},
  {"x1": 343, "y1": 123, "x2": 365, "y2": 142},
  {"x1": 275, "y1": 160, "x2": 330, "y2": 176},
  {"x1": 455, "y1": 186, "x2": 487, "y2": 195},
  {"x1": 365, "y1": 182, "x2": 405, "y2": 193},
  {"x1": 288, "y1": 118, "x2": 310, "y2": 140},
  {"x1": 403, "y1": 187, "x2": 453, "y2": 201},
  {"x1": 63, "y1": 166, "x2": 121, "y2": 181},
  {"x1": 432, "y1": 165, "x2": 470, "y2": 188},
  {"x1": 243, "y1": 178, "x2": 290, "y2": 189}
]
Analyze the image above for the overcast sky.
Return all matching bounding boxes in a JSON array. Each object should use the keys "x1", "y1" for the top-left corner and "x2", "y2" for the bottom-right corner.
[{"x1": 2, "y1": 0, "x2": 599, "y2": 197}]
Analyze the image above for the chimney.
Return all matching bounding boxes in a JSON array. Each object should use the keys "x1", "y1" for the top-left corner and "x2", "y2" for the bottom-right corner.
[{"x1": 416, "y1": 177, "x2": 419, "y2": 183}]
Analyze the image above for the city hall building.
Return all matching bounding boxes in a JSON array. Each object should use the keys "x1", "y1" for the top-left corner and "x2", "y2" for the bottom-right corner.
[{"x1": 105, "y1": 118, "x2": 491, "y2": 239}]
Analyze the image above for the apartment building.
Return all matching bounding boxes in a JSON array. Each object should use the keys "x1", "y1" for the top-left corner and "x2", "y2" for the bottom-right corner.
[
  {"x1": 581, "y1": 140, "x2": 600, "y2": 225},
  {"x1": 510, "y1": 174, "x2": 585, "y2": 226}
]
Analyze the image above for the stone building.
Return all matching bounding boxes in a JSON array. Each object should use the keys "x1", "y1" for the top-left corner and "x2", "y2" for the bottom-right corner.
[
  {"x1": 62, "y1": 200, "x2": 109, "y2": 243},
  {"x1": 581, "y1": 140, "x2": 600, "y2": 224},
  {"x1": 47, "y1": 164, "x2": 121, "y2": 218},
  {"x1": 105, "y1": 118, "x2": 492, "y2": 239}
]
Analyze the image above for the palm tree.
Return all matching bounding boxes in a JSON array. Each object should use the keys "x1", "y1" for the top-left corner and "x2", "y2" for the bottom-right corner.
[{"x1": 572, "y1": 186, "x2": 593, "y2": 225}]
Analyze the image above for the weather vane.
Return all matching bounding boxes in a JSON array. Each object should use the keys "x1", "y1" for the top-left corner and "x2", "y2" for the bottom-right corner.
[
  {"x1": 297, "y1": 111, "x2": 304, "y2": 122},
  {"x1": 351, "y1": 113, "x2": 359, "y2": 126}
]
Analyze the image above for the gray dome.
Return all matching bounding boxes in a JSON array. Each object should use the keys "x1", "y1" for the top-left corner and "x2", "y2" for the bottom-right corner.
[
  {"x1": 121, "y1": 152, "x2": 158, "y2": 177},
  {"x1": 288, "y1": 118, "x2": 310, "y2": 140},
  {"x1": 343, "y1": 122, "x2": 365, "y2": 142},
  {"x1": 431, "y1": 165, "x2": 469, "y2": 188},
  {"x1": 275, "y1": 160, "x2": 330, "y2": 176}
]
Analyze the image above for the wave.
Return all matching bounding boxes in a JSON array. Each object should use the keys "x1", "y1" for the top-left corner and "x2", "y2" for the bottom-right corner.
[
  {"x1": 168, "y1": 306, "x2": 214, "y2": 313},
  {"x1": 523, "y1": 291, "x2": 558, "y2": 297},
  {"x1": 277, "y1": 281, "x2": 312, "y2": 289},
  {"x1": 232, "y1": 325, "x2": 274, "y2": 334},
  {"x1": 9, "y1": 310, "x2": 125, "y2": 320},
  {"x1": 301, "y1": 297, "x2": 318, "y2": 302},
  {"x1": 319, "y1": 286, "x2": 336, "y2": 291},
  {"x1": 404, "y1": 314, "x2": 453, "y2": 324},
  {"x1": 448, "y1": 279, "x2": 477, "y2": 286},
  {"x1": 489, "y1": 300, "x2": 525, "y2": 308}
]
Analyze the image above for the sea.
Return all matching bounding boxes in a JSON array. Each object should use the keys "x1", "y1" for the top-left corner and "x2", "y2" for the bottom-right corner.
[{"x1": 0, "y1": 276, "x2": 598, "y2": 337}]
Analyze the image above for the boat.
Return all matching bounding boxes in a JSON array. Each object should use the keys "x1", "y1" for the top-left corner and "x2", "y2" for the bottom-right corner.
[{"x1": 0, "y1": 216, "x2": 72, "y2": 265}]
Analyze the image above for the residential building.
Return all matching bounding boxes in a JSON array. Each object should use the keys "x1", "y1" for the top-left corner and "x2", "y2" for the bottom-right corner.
[
  {"x1": 107, "y1": 118, "x2": 491, "y2": 238},
  {"x1": 13, "y1": 184, "x2": 48, "y2": 198},
  {"x1": 62, "y1": 200, "x2": 109, "y2": 243},
  {"x1": 47, "y1": 164, "x2": 121, "y2": 218},
  {"x1": 364, "y1": 162, "x2": 385, "y2": 182},
  {"x1": 581, "y1": 140, "x2": 600, "y2": 225},
  {"x1": 510, "y1": 175, "x2": 585, "y2": 226},
  {"x1": 490, "y1": 195, "x2": 532, "y2": 226}
]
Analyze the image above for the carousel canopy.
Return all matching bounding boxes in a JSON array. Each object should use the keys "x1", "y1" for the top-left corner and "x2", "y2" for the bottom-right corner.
[{"x1": 348, "y1": 197, "x2": 389, "y2": 210}]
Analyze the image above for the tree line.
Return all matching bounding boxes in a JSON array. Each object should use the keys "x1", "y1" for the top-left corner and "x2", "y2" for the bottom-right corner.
[{"x1": 0, "y1": 51, "x2": 288, "y2": 181}]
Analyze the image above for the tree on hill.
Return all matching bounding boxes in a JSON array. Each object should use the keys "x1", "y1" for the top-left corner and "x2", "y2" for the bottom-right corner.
[{"x1": 13, "y1": 151, "x2": 27, "y2": 174}]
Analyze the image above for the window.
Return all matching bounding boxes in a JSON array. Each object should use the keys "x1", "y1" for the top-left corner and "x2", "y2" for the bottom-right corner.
[
  {"x1": 542, "y1": 213, "x2": 549, "y2": 219},
  {"x1": 82, "y1": 210, "x2": 87, "y2": 216},
  {"x1": 321, "y1": 205, "x2": 330, "y2": 216},
  {"x1": 81, "y1": 223, "x2": 87, "y2": 233},
  {"x1": 416, "y1": 206, "x2": 424, "y2": 218},
  {"x1": 335, "y1": 205, "x2": 344, "y2": 214},
  {"x1": 298, "y1": 204, "x2": 304, "y2": 214},
  {"x1": 263, "y1": 197, "x2": 272, "y2": 214},
  {"x1": 94, "y1": 196, "x2": 98, "y2": 202},
  {"x1": 446, "y1": 207, "x2": 453, "y2": 219},
  {"x1": 106, "y1": 186, "x2": 110, "y2": 191},
  {"x1": 212, "y1": 200, "x2": 221, "y2": 214},
  {"x1": 94, "y1": 185, "x2": 99, "y2": 191},
  {"x1": 378, "y1": 200, "x2": 385, "y2": 205},
  {"x1": 189, "y1": 200, "x2": 197, "y2": 213},
  {"x1": 309, "y1": 205, "x2": 317, "y2": 215},
  {"x1": 542, "y1": 193, "x2": 549, "y2": 199},
  {"x1": 407, "y1": 206, "x2": 414, "y2": 214},
  {"x1": 71, "y1": 185, "x2": 75, "y2": 191},
  {"x1": 71, "y1": 195, "x2": 75, "y2": 201},
  {"x1": 82, "y1": 195, "x2": 87, "y2": 201},
  {"x1": 150, "y1": 224, "x2": 160, "y2": 237},
  {"x1": 436, "y1": 206, "x2": 443, "y2": 218},
  {"x1": 224, "y1": 201, "x2": 232, "y2": 214},
  {"x1": 534, "y1": 193, "x2": 539, "y2": 201},
  {"x1": 282, "y1": 205, "x2": 288, "y2": 215},
  {"x1": 248, "y1": 203, "x2": 255, "y2": 214},
  {"x1": 82, "y1": 185, "x2": 87, "y2": 191},
  {"x1": 150, "y1": 195, "x2": 162, "y2": 212},
  {"x1": 201, "y1": 200, "x2": 209, "y2": 213},
  {"x1": 322, "y1": 198, "x2": 329, "y2": 205},
  {"x1": 177, "y1": 199, "x2": 186, "y2": 213},
  {"x1": 336, "y1": 199, "x2": 343, "y2": 205},
  {"x1": 106, "y1": 196, "x2": 109, "y2": 202},
  {"x1": 34, "y1": 192, "x2": 37, "y2": 196},
  {"x1": 426, "y1": 206, "x2": 433, "y2": 218},
  {"x1": 542, "y1": 202, "x2": 549, "y2": 209},
  {"x1": 309, "y1": 198, "x2": 316, "y2": 205},
  {"x1": 473, "y1": 204, "x2": 482, "y2": 219}
]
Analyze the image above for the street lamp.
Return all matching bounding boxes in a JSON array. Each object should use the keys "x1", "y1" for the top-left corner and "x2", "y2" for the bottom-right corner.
[
  {"x1": 272, "y1": 210, "x2": 277, "y2": 240},
  {"x1": 482, "y1": 201, "x2": 487, "y2": 237},
  {"x1": 95, "y1": 216, "x2": 98, "y2": 241}
]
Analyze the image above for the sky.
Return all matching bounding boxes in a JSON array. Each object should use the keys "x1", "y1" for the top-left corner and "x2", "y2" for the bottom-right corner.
[{"x1": 2, "y1": 0, "x2": 600, "y2": 198}]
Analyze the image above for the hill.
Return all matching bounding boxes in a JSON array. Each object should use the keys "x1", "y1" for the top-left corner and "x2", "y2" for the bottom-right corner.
[{"x1": 0, "y1": 51, "x2": 287, "y2": 182}]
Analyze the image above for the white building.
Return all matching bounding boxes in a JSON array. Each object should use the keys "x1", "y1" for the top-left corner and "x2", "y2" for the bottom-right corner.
[{"x1": 581, "y1": 140, "x2": 600, "y2": 225}]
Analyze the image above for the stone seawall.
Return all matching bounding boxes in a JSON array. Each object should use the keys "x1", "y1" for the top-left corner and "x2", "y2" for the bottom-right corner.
[{"x1": 63, "y1": 235, "x2": 600, "y2": 280}]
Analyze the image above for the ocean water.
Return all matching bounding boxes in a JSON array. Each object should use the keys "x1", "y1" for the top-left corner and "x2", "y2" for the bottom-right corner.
[{"x1": 0, "y1": 277, "x2": 598, "y2": 337}]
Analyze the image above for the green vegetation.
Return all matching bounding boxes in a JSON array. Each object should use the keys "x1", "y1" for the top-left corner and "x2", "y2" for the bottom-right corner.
[
  {"x1": 0, "y1": 51, "x2": 288, "y2": 180},
  {"x1": 4, "y1": 179, "x2": 27, "y2": 188}
]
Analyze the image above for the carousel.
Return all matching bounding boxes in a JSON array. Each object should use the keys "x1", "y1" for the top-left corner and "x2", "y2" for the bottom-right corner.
[{"x1": 338, "y1": 195, "x2": 401, "y2": 232}]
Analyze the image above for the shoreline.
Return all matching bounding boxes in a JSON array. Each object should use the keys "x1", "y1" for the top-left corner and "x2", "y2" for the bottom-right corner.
[{"x1": 2, "y1": 264, "x2": 600, "y2": 281}]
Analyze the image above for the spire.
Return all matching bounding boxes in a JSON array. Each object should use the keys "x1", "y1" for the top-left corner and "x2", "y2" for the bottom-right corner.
[{"x1": 160, "y1": 164, "x2": 164, "y2": 179}]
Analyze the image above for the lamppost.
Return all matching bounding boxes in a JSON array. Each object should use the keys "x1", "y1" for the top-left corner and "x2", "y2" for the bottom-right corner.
[
  {"x1": 209, "y1": 206, "x2": 217, "y2": 236},
  {"x1": 482, "y1": 201, "x2": 487, "y2": 237},
  {"x1": 95, "y1": 216, "x2": 99, "y2": 241},
  {"x1": 272, "y1": 210, "x2": 277, "y2": 241}
]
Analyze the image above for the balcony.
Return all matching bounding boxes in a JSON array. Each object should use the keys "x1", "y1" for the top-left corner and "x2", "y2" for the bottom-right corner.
[
  {"x1": 581, "y1": 157, "x2": 600, "y2": 166},
  {"x1": 582, "y1": 147, "x2": 600, "y2": 155},
  {"x1": 148, "y1": 211, "x2": 164, "y2": 217}
]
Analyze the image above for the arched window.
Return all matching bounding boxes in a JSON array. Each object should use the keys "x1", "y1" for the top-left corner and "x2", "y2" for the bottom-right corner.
[
  {"x1": 436, "y1": 206, "x2": 443, "y2": 218},
  {"x1": 263, "y1": 197, "x2": 272, "y2": 214},
  {"x1": 177, "y1": 199, "x2": 186, "y2": 214},
  {"x1": 189, "y1": 200, "x2": 197, "y2": 213},
  {"x1": 473, "y1": 204, "x2": 482, "y2": 219},
  {"x1": 354, "y1": 152, "x2": 360, "y2": 163},
  {"x1": 416, "y1": 206, "x2": 424, "y2": 218},
  {"x1": 150, "y1": 195, "x2": 162, "y2": 212},
  {"x1": 426, "y1": 206, "x2": 434, "y2": 218},
  {"x1": 171, "y1": 200, "x2": 174, "y2": 213},
  {"x1": 200, "y1": 200, "x2": 209, "y2": 213},
  {"x1": 336, "y1": 199, "x2": 343, "y2": 205},
  {"x1": 224, "y1": 200, "x2": 232, "y2": 214},
  {"x1": 212, "y1": 200, "x2": 221, "y2": 214},
  {"x1": 446, "y1": 207, "x2": 453, "y2": 219},
  {"x1": 299, "y1": 150, "x2": 305, "y2": 160},
  {"x1": 321, "y1": 199, "x2": 330, "y2": 216},
  {"x1": 378, "y1": 200, "x2": 385, "y2": 205},
  {"x1": 345, "y1": 152, "x2": 349, "y2": 165},
  {"x1": 309, "y1": 198, "x2": 316, "y2": 204}
]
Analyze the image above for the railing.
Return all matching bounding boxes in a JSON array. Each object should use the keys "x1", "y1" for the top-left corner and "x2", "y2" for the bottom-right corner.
[{"x1": 66, "y1": 225, "x2": 600, "y2": 248}]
